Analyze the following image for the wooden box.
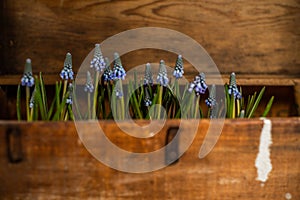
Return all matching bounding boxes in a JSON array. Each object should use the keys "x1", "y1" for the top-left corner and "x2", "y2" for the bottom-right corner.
[{"x1": 0, "y1": 0, "x2": 299, "y2": 199}]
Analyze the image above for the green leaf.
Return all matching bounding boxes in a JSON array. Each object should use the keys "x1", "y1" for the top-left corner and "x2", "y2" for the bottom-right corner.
[
  {"x1": 34, "y1": 77, "x2": 47, "y2": 120},
  {"x1": 224, "y1": 84, "x2": 230, "y2": 118},
  {"x1": 55, "y1": 81, "x2": 62, "y2": 111},
  {"x1": 47, "y1": 94, "x2": 57, "y2": 120},
  {"x1": 246, "y1": 92, "x2": 257, "y2": 117},
  {"x1": 67, "y1": 104, "x2": 75, "y2": 121},
  {"x1": 39, "y1": 72, "x2": 48, "y2": 114},
  {"x1": 181, "y1": 83, "x2": 189, "y2": 100},
  {"x1": 229, "y1": 93, "x2": 235, "y2": 118},
  {"x1": 182, "y1": 91, "x2": 195, "y2": 118},
  {"x1": 52, "y1": 95, "x2": 67, "y2": 121},
  {"x1": 134, "y1": 70, "x2": 138, "y2": 90},
  {"x1": 248, "y1": 86, "x2": 265, "y2": 118},
  {"x1": 129, "y1": 81, "x2": 142, "y2": 119},
  {"x1": 98, "y1": 87, "x2": 106, "y2": 119},
  {"x1": 72, "y1": 83, "x2": 82, "y2": 120},
  {"x1": 111, "y1": 84, "x2": 117, "y2": 120},
  {"x1": 137, "y1": 84, "x2": 144, "y2": 107},
  {"x1": 262, "y1": 96, "x2": 274, "y2": 117}
]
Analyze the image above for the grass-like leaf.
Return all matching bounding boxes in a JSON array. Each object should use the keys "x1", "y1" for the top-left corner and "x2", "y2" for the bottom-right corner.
[
  {"x1": 52, "y1": 95, "x2": 67, "y2": 121},
  {"x1": 39, "y1": 72, "x2": 48, "y2": 114},
  {"x1": 262, "y1": 96, "x2": 274, "y2": 117},
  {"x1": 34, "y1": 77, "x2": 47, "y2": 120},
  {"x1": 229, "y1": 93, "x2": 235, "y2": 118},
  {"x1": 245, "y1": 92, "x2": 256, "y2": 117},
  {"x1": 247, "y1": 86, "x2": 265, "y2": 118},
  {"x1": 72, "y1": 83, "x2": 82, "y2": 120}
]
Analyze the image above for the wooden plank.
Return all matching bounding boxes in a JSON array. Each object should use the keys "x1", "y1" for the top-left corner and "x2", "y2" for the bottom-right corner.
[
  {"x1": 1, "y1": 0, "x2": 299, "y2": 76},
  {"x1": 294, "y1": 79, "x2": 300, "y2": 115},
  {"x1": 0, "y1": 118, "x2": 299, "y2": 199}
]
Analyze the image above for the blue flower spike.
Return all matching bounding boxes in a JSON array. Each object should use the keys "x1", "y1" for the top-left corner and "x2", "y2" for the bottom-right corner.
[
  {"x1": 157, "y1": 60, "x2": 169, "y2": 87},
  {"x1": 144, "y1": 63, "x2": 153, "y2": 86},
  {"x1": 66, "y1": 83, "x2": 73, "y2": 105},
  {"x1": 188, "y1": 72, "x2": 207, "y2": 96},
  {"x1": 144, "y1": 87, "x2": 152, "y2": 107},
  {"x1": 173, "y1": 55, "x2": 184, "y2": 79},
  {"x1": 21, "y1": 58, "x2": 35, "y2": 87},
  {"x1": 103, "y1": 57, "x2": 113, "y2": 82},
  {"x1": 84, "y1": 71, "x2": 94, "y2": 93},
  {"x1": 90, "y1": 44, "x2": 106, "y2": 72},
  {"x1": 112, "y1": 52, "x2": 126, "y2": 80},
  {"x1": 60, "y1": 53, "x2": 74, "y2": 80},
  {"x1": 228, "y1": 72, "x2": 241, "y2": 99},
  {"x1": 205, "y1": 84, "x2": 217, "y2": 108}
]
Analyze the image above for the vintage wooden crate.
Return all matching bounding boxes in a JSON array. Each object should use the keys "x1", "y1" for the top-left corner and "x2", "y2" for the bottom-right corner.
[
  {"x1": 0, "y1": 0, "x2": 299, "y2": 199},
  {"x1": 0, "y1": 119, "x2": 299, "y2": 199}
]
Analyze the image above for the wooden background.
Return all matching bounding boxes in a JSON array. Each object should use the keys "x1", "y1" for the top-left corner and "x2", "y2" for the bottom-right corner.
[
  {"x1": 1, "y1": 0, "x2": 300, "y2": 80},
  {"x1": 0, "y1": 119, "x2": 299, "y2": 199}
]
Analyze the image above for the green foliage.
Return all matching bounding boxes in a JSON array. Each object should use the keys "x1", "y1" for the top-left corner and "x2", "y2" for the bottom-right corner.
[{"x1": 17, "y1": 55, "x2": 273, "y2": 121}]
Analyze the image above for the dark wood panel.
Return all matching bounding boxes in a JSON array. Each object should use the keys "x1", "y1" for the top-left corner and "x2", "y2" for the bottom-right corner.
[
  {"x1": 0, "y1": 118, "x2": 299, "y2": 199},
  {"x1": 1, "y1": 0, "x2": 299, "y2": 76}
]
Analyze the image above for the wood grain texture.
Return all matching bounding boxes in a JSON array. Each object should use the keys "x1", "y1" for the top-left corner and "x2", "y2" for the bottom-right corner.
[
  {"x1": 1, "y1": 0, "x2": 299, "y2": 77},
  {"x1": 0, "y1": 118, "x2": 299, "y2": 199}
]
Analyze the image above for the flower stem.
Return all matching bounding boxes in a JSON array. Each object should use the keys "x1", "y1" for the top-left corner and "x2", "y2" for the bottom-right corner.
[
  {"x1": 92, "y1": 71, "x2": 100, "y2": 119},
  {"x1": 60, "y1": 80, "x2": 68, "y2": 119},
  {"x1": 157, "y1": 85, "x2": 163, "y2": 119},
  {"x1": 64, "y1": 111, "x2": 69, "y2": 121},
  {"x1": 236, "y1": 99, "x2": 240, "y2": 117},
  {"x1": 26, "y1": 86, "x2": 31, "y2": 121},
  {"x1": 87, "y1": 92, "x2": 91, "y2": 119},
  {"x1": 182, "y1": 91, "x2": 194, "y2": 119},
  {"x1": 194, "y1": 95, "x2": 200, "y2": 118},
  {"x1": 72, "y1": 83, "x2": 82, "y2": 120},
  {"x1": 62, "y1": 80, "x2": 68, "y2": 102},
  {"x1": 30, "y1": 107, "x2": 34, "y2": 121},
  {"x1": 119, "y1": 80, "x2": 125, "y2": 120}
]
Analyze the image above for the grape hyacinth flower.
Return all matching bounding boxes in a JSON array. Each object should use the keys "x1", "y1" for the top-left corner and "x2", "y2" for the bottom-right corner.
[
  {"x1": 228, "y1": 72, "x2": 241, "y2": 99},
  {"x1": 90, "y1": 44, "x2": 105, "y2": 119},
  {"x1": 206, "y1": 84, "x2": 218, "y2": 118},
  {"x1": 84, "y1": 71, "x2": 94, "y2": 93},
  {"x1": 205, "y1": 84, "x2": 217, "y2": 108},
  {"x1": 173, "y1": 55, "x2": 184, "y2": 79},
  {"x1": 21, "y1": 58, "x2": 35, "y2": 87},
  {"x1": 144, "y1": 63, "x2": 153, "y2": 86},
  {"x1": 188, "y1": 72, "x2": 207, "y2": 96},
  {"x1": 144, "y1": 87, "x2": 152, "y2": 107},
  {"x1": 60, "y1": 53, "x2": 74, "y2": 80},
  {"x1": 112, "y1": 52, "x2": 126, "y2": 80},
  {"x1": 21, "y1": 58, "x2": 35, "y2": 121},
  {"x1": 103, "y1": 57, "x2": 113, "y2": 82},
  {"x1": 90, "y1": 44, "x2": 106, "y2": 72},
  {"x1": 157, "y1": 60, "x2": 169, "y2": 87},
  {"x1": 66, "y1": 83, "x2": 73, "y2": 105}
]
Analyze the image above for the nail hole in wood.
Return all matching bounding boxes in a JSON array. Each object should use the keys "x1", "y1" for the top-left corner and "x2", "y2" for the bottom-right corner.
[
  {"x1": 165, "y1": 126, "x2": 179, "y2": 166},
  {"x1": 6, "y1": 127, "x2": 23, "y2": 163}
]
